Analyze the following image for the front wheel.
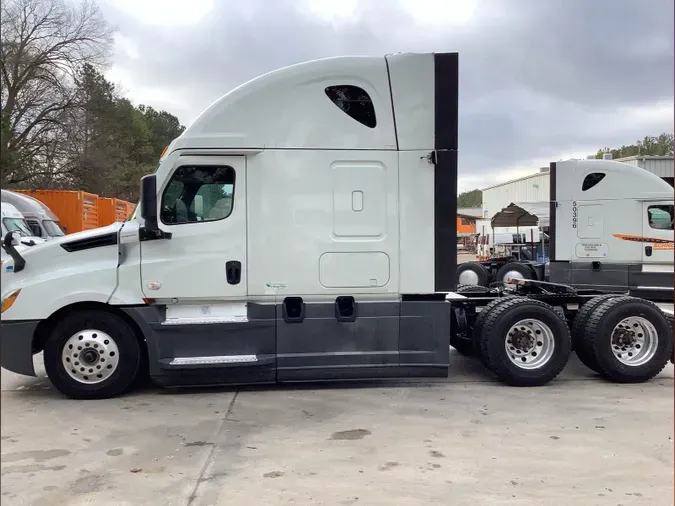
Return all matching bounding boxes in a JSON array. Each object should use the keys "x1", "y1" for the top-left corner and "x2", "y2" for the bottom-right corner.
[{"x1": 44, "y1": 310, "x2": 143, "y2": 399}]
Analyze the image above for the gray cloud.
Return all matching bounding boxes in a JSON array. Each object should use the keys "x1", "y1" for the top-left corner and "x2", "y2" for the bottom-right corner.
[{"x1": 101, "y1": 0, "x2": 674, "y2": 190}]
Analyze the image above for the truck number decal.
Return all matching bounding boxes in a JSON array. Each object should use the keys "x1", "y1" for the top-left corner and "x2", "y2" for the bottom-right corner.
[{"x1": 572, "y1": 201, "x2": 577, "y2": 229}]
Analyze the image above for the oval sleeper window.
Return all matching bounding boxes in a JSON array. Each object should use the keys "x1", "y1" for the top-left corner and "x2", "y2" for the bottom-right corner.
[
  {"x1": 582, "y1": 172, "x2": 606, "y2": 191},
  {"x1": 325, "y1": 85, "x2": 377, "y2": 128}
]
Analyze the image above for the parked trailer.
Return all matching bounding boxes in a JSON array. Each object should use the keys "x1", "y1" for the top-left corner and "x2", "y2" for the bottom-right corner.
[{"x1": 1, "y1": 52, "x2": 672, "y2": 400}]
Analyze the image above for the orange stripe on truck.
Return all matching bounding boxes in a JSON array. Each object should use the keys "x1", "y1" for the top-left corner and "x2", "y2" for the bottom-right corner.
[{"x1": 613, "y1": 233, "x2": 674, "y2": 249}]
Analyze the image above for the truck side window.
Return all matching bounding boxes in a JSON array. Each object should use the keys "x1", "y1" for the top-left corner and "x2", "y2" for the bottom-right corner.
[
  {"x1": 160, "y1": 166, "x2": 235, "y2": 225},
  {"x1": 582, "y1": 173, "x2": 606, "y2": 191},
  {"x1": 26, "y1": 220, "x2": 42, "y2": 237},
  {"x1": 647, "y1": 205, "x2": 674, "y2": 230},
  {"x1": 325, "y1": 85, "x2": 377, "y2": 128}
]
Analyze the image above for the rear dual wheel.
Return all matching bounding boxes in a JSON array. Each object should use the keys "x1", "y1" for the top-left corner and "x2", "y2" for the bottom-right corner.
[
  {"x1": 475, "y1": 297, "x2": 571, "y2": 386},
  {"x1": 577, "y1": 296, "x2": 672, "y2": 383},
  {"x1": 456, "y1": 262, "x2": 489, "y2": 287},
  {"x1": 666, "y1": 313, "x2": 674, "y2": 364},
  {"x1": 495, "y1": 262, "x2": 535, "y2": 284},
  {"x1": 571, "y1": 294, "x2": 620, "y2": 373}
]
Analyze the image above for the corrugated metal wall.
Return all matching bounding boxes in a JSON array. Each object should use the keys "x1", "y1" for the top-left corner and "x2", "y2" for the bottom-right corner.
[
  {"x1": 481, "y1": 157, "x2": 674, "y2": 220},
  {"x1": 629, "y1": 158, "x2": 674, "y2": 178},
  {"x1": 481, "y1": 173, "x2": 550, "y2": 220}
]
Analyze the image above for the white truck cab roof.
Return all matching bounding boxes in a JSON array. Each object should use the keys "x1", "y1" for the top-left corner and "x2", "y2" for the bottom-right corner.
[
  {"x1": 1, "y1": 202, "x2": 45, "y2": 264},
  {"x1": 1, "y1": 190, "x2": 64, "y2": 239},
  {"x1": 1, "y1": 202, "x2": 40, "y2": 240}
]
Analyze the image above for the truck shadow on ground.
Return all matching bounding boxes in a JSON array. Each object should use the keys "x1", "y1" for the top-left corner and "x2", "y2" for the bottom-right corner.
[{"x1": 4, "y1": 351, "x2": 640, "y2": 401}]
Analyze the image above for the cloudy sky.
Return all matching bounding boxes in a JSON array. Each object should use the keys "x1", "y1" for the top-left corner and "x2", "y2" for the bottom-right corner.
[{"x1": 99, "y1": 0, "x2": 673, "y2": 192}]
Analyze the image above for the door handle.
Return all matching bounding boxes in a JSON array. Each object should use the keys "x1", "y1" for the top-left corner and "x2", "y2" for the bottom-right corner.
[
  {"x1": 226, "y1": 261, "x2": 241, "y2": 285},
  {"x1": 645, "y1": 246, "x2": 653, "y2": 257}
]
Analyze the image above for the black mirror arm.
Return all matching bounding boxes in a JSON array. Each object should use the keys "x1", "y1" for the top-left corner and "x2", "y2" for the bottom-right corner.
[
  {"x1": 2, "y1": 233, "x2": 26, "y2": 272},
  {"x1": 139, "y1": 226, "x2": 172, "y2": 241}
]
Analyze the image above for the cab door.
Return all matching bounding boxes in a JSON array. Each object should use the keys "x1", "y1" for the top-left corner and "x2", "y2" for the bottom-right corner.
[
  {"x1": 642, "y1": 201, "x2": 674, "y2": 265},
  {"x1": 140, "y1": 155, "x2": 247, "y2": 300},
  {"x1": 139, "y1": 155, "x2": 276, "y2": 385}
]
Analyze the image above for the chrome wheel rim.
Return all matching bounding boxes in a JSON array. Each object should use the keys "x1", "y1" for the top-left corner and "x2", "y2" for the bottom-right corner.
[
  {"x1": 502, "y1": 270, "x2": 525, "y2": 283},
  {"x1": 61, "y1": 330, "x2": 119, "y2": 384},
  {"x1": 505, "y1": 319, "x2": 555, "y2": 370},
  {"x1": 611, "y1": 317, "x2": 658, "y2": 366},
  {"x1": 459, "y1": 270, "x2": 479, "y2": 285}
]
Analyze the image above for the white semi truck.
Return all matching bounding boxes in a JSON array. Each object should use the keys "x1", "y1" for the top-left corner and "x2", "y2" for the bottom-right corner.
[
  {"x1": 458, "y1": 163, "x2": 674, "y2": 301},
  {"x1": 1, "y1": 202, "x2": 45, "y2": 265},
  {"x1": 1, "y1": 52, "x2": 672, "y2": 400},
  {"x1": 1, "y1": 190, "x2": 65, "y2": 240}
]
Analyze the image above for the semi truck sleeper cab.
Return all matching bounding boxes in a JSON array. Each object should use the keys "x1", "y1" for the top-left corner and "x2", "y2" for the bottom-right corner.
[{"x1": 1, "y1": 52, "x2": 672, "y2": 400}]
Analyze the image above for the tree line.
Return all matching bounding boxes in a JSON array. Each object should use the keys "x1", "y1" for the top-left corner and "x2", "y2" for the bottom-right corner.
[
  {"x1": 0, "y1": 0, "x2": 185, "y2": 202},
  {"x1": 594, "y1": 133, "x2": 673, "y2": 160}
]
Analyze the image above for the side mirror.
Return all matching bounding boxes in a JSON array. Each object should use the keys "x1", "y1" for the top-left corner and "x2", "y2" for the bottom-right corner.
[
  {"x1": 139, "y1": 174, "x2": 171, "y2": 241},
  {"x1": 140, "y1": 174, "x2": 158, "y2": 226},
  {"x1": 2, "y1": 232, "x2": 26, "y2": 272},
  {"x1": 3, "y1": 231, "x2": 20, "y2": 248}
]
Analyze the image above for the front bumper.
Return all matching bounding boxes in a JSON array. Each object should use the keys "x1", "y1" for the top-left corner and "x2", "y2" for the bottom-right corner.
[{"x1": 0, "y1": 320, "x2": 39, "y2": 376}]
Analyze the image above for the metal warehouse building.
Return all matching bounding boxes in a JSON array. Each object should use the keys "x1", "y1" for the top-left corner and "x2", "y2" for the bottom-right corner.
[
  {"x1": 479, "y1": 156, "x2": 674, "y2": 227},
  {"x1": 613, "y1": 155, "x2": 674, "y2": 187}
]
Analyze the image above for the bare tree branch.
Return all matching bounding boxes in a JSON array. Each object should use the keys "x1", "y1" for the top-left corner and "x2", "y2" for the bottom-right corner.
[{"x1": 1, "y1": 0, "x2": 114, "y2": 186}]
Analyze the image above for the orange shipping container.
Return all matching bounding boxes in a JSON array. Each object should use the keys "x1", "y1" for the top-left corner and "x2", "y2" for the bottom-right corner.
[
  {"x1": 126, "y1": 201, "x2": 136, "y2": 218},
  {"x1": 457, "y1": 215, "x2": 476, "y2": 235},
  {"x1": 98, "y1": 197, "x2": 131, "y2": 227},
  {"x1": 14, "y1": 190, "x2": 99, "y2": 235}
]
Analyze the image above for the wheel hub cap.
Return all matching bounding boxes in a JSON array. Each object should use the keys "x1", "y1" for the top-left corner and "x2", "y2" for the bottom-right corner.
[
  {"x1": 503, "y1": 270, "x2": 525, "y2": 282},
  {"x1": 61, "y1": 330, "x2": 120, "y2": 384},
  {"x1": 459, "y1": 270, "x2": 479, "y2": 285},
  {"x1": 80, "y1": 349, "x2": 99, "y2": 365},
  {"x1": 610, "y1": 316, "x2": 658, "y2": 367},
  {"x1": 505, "y1": 319, "x2": 556, "y2": 370}
]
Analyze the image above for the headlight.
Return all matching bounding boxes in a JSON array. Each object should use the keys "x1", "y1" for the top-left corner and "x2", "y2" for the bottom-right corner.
[{"x1": 1, "y1": 289, "x2": 21, "y2": 314}]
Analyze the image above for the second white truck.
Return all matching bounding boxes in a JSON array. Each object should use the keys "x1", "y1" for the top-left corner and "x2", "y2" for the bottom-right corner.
[{"x1": 458, "y1": 161, "x2": 674, "y2": 301}]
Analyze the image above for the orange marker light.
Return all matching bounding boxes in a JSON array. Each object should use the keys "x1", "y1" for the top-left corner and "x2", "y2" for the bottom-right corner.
[
  {"x1": 160, "y1": 146, "x2": 168, "y2": 159},
  {"x1": 1, "y1": 289, "x2": 21, "y2": 313}
]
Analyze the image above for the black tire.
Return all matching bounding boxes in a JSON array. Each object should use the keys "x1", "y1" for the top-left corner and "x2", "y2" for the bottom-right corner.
[
  {"x1": 456, "y1": 284, "x2": 491, "y2": 294},
  {"x1": 571, "y1": 294, "x2": 621, "y2": 374},
  {"x1": 584, "y1": 296, "x2": 673, "y2": 383},
  {"x1": 44, "y1": 310, "x2": 143, "y2": 400},
  {"x1": 495, "y1": 262, "x2": 534, "y2": 284},
  {"x1": 477, "y1": 298, "x2": 571, "y2": 386},
  {"x1": 665, "y1": 313, "x2": 674, "y2": 364},
  {"x1": 456, "y1": 262, "x2": 490, "y2": 287},
  {"x1": 473, "y1": 296, "x2": 519, "y2": 370}
]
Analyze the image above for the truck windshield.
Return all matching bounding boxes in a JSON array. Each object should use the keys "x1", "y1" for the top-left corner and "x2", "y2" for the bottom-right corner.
[
  {"x1": 2, "y1": 217, "x2": 33, "y2": 237},
  {"x1": 43, "y1": 219, "x2": 65, "y2": 237}
]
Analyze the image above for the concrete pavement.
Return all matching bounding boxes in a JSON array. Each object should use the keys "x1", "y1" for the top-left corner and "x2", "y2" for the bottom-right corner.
[{"x1": 1, "y1": 353, "x2": 673, "y2": 506}]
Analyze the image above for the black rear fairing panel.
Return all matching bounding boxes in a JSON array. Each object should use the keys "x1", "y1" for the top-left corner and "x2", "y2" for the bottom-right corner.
[{"x1": 433, "y1": 52, "x2": 459, "y2": 292}]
